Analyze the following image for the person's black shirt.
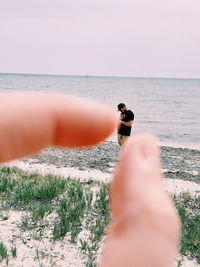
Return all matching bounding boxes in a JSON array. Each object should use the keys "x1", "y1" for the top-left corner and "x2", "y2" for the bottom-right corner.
[{"x1": 118, "y1": 110, "x2": 134, "y2": 136}]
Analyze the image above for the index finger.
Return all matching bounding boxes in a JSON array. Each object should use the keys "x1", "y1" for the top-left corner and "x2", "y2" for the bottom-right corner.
[{"x1": 0, "y1": 92, "x2": 116, "y2": 162}]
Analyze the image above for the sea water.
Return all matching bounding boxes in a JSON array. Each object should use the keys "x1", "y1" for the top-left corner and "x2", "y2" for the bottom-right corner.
[{"x1": 0, "y1": 73, "x2": 199, "y2": 149}]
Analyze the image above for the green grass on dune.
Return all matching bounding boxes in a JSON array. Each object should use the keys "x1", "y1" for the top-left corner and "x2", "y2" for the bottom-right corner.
[
  {"x1": 0, "y1": 166, "x2": 199, "y2": 266},
  {"x1": 0, "y1": 167, "x2": 109, "y2": 266},
  {"x1": 174, "y1": 193, "x2": 200, "y2": 264}
]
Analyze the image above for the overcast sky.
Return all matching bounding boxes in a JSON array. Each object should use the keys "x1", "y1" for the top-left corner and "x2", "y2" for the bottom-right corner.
[{"x1": 0, "y1": 0, "x2": 200, "y2": 78}]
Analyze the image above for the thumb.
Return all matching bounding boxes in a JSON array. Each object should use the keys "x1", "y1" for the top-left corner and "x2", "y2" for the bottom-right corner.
[
  {"x1": 100, "y1": 134, "x2": 180, "y2": 267},
  {"x1": 111, "y1": 133, "x2": 162, "y2": 219}
]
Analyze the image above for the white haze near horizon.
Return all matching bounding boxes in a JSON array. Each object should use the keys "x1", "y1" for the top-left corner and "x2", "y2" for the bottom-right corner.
[{"x1": 0, "y1": 0, "x2": 200, "y2": 78}]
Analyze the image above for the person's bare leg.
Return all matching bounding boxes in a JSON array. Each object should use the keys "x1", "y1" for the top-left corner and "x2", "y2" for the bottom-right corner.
[
  {"x1": 117, "y1": 134, "x2": 122, "y2": 146},
  {"x1": 100, "y1": 134, "x2": 180, "y2": 267},
  {"x1": 121, "y1": 135, "x2": 129, "y2": 146}
]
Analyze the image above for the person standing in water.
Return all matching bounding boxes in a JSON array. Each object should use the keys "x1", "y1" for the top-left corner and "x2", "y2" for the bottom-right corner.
[{"x1": 117, "y1": 103, "x2": 134, "y2": 146}]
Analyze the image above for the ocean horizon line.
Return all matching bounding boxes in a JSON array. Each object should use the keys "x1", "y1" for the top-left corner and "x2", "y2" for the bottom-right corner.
[
  {"x1": 1, "y1": 72, "x2": 199, "y2": 149},
  {"x1": 0, "y1": 72, "x2": 200, "y2": 81}
]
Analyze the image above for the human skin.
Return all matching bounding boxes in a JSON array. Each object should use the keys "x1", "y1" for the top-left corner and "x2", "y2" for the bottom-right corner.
[
  {"x1": 0, "y1": 92, "x2": 116, "y2": 162},
  {"x1": 100, "y1": 135, "x2": 180, "y2": 267},
  {"x1": 0, "y1": 92, "x2": 180, "y2": 266}
]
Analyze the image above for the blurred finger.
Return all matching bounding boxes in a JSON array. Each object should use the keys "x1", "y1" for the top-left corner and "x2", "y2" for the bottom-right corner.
[
  {"x1": 110, "y1": 134, "x2": 180, "y2": 241},
  {"x1": 100, "y1": 134, "x2": 180, "y2": 267},
  {"x1": 0, "y1": 92, "x2": 116, "y2": 162}
]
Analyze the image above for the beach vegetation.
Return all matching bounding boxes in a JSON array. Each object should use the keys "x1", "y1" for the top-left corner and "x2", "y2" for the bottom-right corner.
[
  {"x1": 173, "y1": 193, "x2": 200, "y2": 264},
  {"x1": 11, "y1": 246, "x2": 17, "y2": 258},
  {"x1": 0, "y1": 167, "x2": 199, "y2": 266},
  {"x1": 31, "y1": 203, "x2": 52, "y2": 221},
  {"x1": 21, "y1": 214, "x2": 33, "y2": 231},
  {"x1": 0, "y1": 241, "x2": 8, "y2": 264}
]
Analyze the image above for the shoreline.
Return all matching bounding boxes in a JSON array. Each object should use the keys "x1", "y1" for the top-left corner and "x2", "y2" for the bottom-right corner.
[
  {"x1": 3, "y1": 141, "x2": 200, "y2": 195},
  {"x1": 4, "y1": 141, "x2": 200, "y2": 176},
  {"x1": 105, "y1": 137, "x2": 200, "y2": 151}
]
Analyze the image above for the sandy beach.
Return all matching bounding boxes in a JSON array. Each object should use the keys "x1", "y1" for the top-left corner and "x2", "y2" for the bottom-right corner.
[{"x1": 1, "y1": 141, "x2": 200, "y2": 267}]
